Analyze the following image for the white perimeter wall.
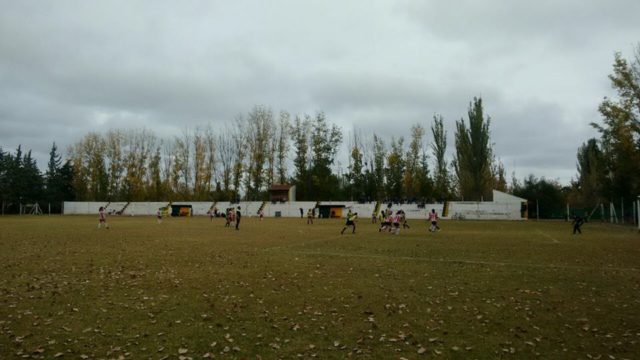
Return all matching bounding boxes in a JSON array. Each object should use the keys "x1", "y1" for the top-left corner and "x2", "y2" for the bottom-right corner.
[
  {"x1": 63, "y1": 202, "x2": 108, "y2": 215},
  {"x1": 123, "y1": 202, "x2": 170, "y2": 215},
  {"x1": 263, "y1": 202, "x2": 317, "y2": 217},
  {"x1": 446, "y1": 201, "x2": 524, "y2": 220},
  {"x1": 63, "y1": 200, "x2": 524, "y2": 220}
]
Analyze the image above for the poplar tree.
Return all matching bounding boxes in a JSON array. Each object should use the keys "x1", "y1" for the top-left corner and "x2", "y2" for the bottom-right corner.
[
  {"x1": 431, "y1": 114, "x2": 450, "y2": 200},
  {"x1": 453, "y1": 97, "x2": 494, "y2": 201}
]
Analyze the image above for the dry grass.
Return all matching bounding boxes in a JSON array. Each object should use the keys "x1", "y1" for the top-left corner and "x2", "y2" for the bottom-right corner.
[{"x1": 0, "y1": 215, "x2": 639, "y2": 359}]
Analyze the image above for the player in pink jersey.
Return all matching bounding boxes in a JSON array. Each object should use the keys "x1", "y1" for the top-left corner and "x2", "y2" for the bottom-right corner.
[
  {"x1": 98, "y1": 206, "x2": 109, "y2": 229},
  {"x1": 392, "y1": 211, "x2": 401, "y2": 235},
  {"x1": 428, "y1": 209, "x2": 440, "y2": 232}
]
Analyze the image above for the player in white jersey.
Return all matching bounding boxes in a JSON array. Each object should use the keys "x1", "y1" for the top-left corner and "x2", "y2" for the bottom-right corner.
[{"x1": 428, "y1": 209, "x2": 440, "y2": 232}]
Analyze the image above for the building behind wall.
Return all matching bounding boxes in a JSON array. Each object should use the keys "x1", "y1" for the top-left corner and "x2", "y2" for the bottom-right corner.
[{"x1": 268, "y1": 184, "x2": 296, "y2": 202}]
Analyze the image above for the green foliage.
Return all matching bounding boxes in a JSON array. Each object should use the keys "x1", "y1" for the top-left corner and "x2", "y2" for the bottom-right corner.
[
  {"x1": 290, "y1": 115, "x2": 311, "y2": 199},
  {"x1": 346, "y1": 134, "x2": 365, "y2": 201},
  {"x1": 590, "y1": 50, "x2": 640, "y2": 203},
  {"x1": 0, "y1": 145, "x2": 45, "y2": 212},
  {"x1": 513, "y1": 175, "x2": 566, "y2": 219},
  {"x1": 431, "y1": 114, "x2": 450, "y2": 200},
  {"x1": 403, "y1": 124, "x2": 425, "y2": 200},
  {"x1": 573, "y1": 139, "x2": 604, "y2": 207},
  {"x1": 453, "y1": 98, "x2": 494, "y2": 201},
  {"x1": 385, "y1": 137, "x2": 405, "y2": 200},
  {"x1": 309, "y1": 112, "x2": 343, "y2": 200}
]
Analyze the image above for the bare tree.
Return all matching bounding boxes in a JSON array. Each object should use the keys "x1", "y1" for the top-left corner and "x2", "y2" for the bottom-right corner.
[
  {"x1": 217, "y1": 127, "x2": 234, "y2": 198},
  {"x1": 104, "y1": 129, "x2": 125, "y2": 199},
  {"x1": 174, "y1": 128, "x2": 192, "y2": 198},
  {"x1": 204, "y1": 125, "x2": 216, "y2": 195}
]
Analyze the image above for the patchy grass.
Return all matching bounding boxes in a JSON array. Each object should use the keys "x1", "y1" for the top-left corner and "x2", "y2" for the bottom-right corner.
[{"x1": 0, "y1": 215, "x2": 639, "y2": 359}]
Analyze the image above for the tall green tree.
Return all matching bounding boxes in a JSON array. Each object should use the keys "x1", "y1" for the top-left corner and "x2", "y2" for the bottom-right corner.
[
  {"x1": 574, "y1": 138, "x2": 604, "y2": 207},
  {"x1": 346, "y1": 132, "x2": 365, "y2": 201},
  {"x1": 290, "y1": 115, "x2": 311, "y2": 199},
  {"x1": 309, "y1": 112, "x2": 343, "y2": 200},
  {"x1": 403, "y1": 124, "x2": 425, "y2": 200},
  {"x1": 385, "y1": 137, "x2": 405, "y2": 201},
  {"x1": 592, "y1": 49, "x2": 640, "y2": 202},
  {"x1": 431, "y1": 114, "x2": 450, "y2": 200},
  {"x1": 275, "y1": 111, "x2": 291, "y2": 184},
  {"x1": 453, "y1": 97, "x2": 494, "y2": 201},
  {"x1": 372, "y1": 134, "x2": 386, "y2": 200}
]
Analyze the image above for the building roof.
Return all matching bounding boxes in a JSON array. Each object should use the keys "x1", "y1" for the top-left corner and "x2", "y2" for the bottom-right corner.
[{"x1": 268, "y1": 184, "x2": 293, "y2": 191}]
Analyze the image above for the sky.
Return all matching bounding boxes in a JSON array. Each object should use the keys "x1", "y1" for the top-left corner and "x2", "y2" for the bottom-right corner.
[{"x1": 1, "y1": 0, "x2": 639, "y2": 184}]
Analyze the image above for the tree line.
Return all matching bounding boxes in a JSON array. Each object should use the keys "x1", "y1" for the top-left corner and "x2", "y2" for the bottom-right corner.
[
  {"x1": 1, "y1": 98, "x2": 507, "y2": 210},
  {"x1": 3, "y1": 46, "x2": 638, "y2": 216}
]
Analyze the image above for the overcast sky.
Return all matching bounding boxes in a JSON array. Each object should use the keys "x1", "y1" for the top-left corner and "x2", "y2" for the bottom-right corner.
[{"x1": 1, "y1": 0, "x2": 639, "y2": 184}]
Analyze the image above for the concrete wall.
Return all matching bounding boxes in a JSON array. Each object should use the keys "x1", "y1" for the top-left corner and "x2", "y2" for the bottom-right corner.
[
  {"x1": 446, "y1": 201, "x2": 524, "y2": 220},
  {"x1": 63, "y1": 199, "x2": 525, "y2": 220}
]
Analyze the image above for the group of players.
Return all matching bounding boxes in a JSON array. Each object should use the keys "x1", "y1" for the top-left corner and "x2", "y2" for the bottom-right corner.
[
  {"x1": 97, "y1": 205, "x2": 441, "y2": 235},
  {"x1": 338, "y1": 207, "x2": 441, "y2": 235},
  {"x1": 371, "y1": 208, "x2": 440, "y2": 235}
]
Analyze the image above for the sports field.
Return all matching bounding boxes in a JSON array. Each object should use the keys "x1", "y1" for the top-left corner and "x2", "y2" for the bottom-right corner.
[{"x1": 0, "y1": 216, "x2": 638, "y2": 359}]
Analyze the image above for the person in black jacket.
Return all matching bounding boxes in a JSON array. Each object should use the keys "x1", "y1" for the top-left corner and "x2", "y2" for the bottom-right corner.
[
  {"x1": 572, "y1": 214, "x2": 584, "y2": 235},
  {"x1": 235, "y1": 206, "x2": 242, "y2": 230}
]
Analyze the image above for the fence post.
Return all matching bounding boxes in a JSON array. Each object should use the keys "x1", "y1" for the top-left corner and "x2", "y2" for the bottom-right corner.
[
  {"x1": 536, "y1": 199, "x2": 539, "y2": 221},
  {"x1": 637, "y1": 199, "x2": 640, "y2": 231}
]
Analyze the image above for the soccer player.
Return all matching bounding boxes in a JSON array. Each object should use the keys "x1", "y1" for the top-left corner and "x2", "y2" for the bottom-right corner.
[
  {"x1": 341, "y1": 210, "x2": 358, "y2": 235},
  {"x1": 400, "y1": 210, "x2": 410, "y2": 229},
  {"x1": 98, "y1": 206, "x2": 109, "y2": 229},
  {"x1": 259, "y1": 209, "x2": 264, "y2": 221},
  {"x1": 377, "y1": 213, "x2": 388, "y2": 232},
  {"x1": 572, "y1": 214, "x2": 584, "y2": 235},
  {"x1": 235, "y1": 206, "x2": 242, "y2": 230},
  {"x1": 224, "y1": 208, "x2": 231, "y2": 228},
  {"x1": 307, "y1": 208, "x2": 314, "y2": 224},
  {"x1": 392, "y1": 211, "x2": 401, "y2": 235},
  {"x1": 156, "y1": 208, "x2": 162, "y2": 224},
  {"x1": 428, "y1": 209, "x2": 440, "y2": 232}
]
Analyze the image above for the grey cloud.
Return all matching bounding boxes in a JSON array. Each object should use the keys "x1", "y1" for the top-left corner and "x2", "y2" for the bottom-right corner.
[{"x1": 0, "y1": 1, "x2": 637, "y2": 185}]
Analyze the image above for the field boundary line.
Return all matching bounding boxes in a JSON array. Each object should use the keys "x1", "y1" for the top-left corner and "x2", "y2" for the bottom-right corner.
[
  {"x1": 536, "y1": 228, "x2": 560, "y2": 243},
  {"x1": 273, "y1": 249, "x2": 639, "y2": 272}
]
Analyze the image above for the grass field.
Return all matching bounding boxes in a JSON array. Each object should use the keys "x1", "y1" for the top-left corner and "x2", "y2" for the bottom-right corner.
[{"x1": 0, "y1": 216, "x2": 639, "y2": 359}]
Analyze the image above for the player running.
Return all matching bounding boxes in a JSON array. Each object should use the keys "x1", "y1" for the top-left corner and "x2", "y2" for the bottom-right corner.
[
  {"x1": 156, "y1": 208, "x2": 163, "y2": 224},
  {"x1": 98, "y1": 206, "x2": 109, "y2": 229},
  {"x1": 307, "y1": 208, "x2": 314, "y2": 225},
  {"x1": 572, "y1": 214, "x2": 584, "y2": 235},
  {"x1": 428, "y1": 209, "x2": 440, "y2": 232},
  {"x1": 340, "y1": 209, "x2": 358, "y2": 235},
  {"x1": 392, "y1": 211, "x2": 401, "y2": 235},
  {"x1": 235, "y1": 206, "x2": 242, "y2": 230}
]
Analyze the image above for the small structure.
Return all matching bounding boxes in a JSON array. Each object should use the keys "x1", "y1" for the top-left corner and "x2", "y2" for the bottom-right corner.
[
  {"x1": 268, "y1": 184, "x2": 296, "y2": 202},
  {"x1": 171, "y1": 204, "x2": 192, "y2": 217},
  {"x1": 317, "y1": 204, "x2": 345, "y2": 218}
]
